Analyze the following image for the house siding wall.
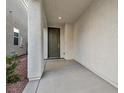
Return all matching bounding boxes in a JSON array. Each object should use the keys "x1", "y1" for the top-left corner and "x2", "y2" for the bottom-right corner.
[
  {"x1": 73, "y1": 0, "x2": 118, "y2": 87},
  {"x1": 6, "y1": 0, "x2": 27, "y2": 56}
]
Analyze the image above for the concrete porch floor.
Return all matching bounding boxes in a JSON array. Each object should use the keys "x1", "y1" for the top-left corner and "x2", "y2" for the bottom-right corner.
[{"x1": 23, "y1": 59, "x2": 117, "y2": 93}]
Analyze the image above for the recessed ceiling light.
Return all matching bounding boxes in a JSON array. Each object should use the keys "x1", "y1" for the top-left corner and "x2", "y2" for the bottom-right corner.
[{"x1": 58, "y1": 17, "x2": 62, "y2": 20}]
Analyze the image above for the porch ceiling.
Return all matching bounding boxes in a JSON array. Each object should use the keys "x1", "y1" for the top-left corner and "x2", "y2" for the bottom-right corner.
[{"x1": 43, "y1": 0, "x2": 93, "y2": 26}]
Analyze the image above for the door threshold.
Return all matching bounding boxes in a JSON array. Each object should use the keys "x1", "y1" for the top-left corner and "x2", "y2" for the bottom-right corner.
[{"x1": 44, "y1": 57, "x2": 64, "y2": 60}]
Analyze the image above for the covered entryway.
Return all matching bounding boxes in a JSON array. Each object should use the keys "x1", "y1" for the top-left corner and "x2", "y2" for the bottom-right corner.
[{"x1": 23, "y1": 0, "x2": 118, "y2": 92}]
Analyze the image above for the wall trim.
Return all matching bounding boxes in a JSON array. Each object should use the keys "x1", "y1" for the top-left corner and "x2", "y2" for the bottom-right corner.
[
  {"x1": 19, "y1": 0, "x2": 28, "y2": 11},
  {"x1": 74, "y1": 59, "x2": 118, "y2": 88},
  {"x1": 29, "y1": 77, "x2": 40, "y2": 81}
]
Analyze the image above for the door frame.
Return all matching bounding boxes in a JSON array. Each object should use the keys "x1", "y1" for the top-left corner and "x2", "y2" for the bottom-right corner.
[{"x1": 48, "y1": 27, "x2": 60, "y2": 59}]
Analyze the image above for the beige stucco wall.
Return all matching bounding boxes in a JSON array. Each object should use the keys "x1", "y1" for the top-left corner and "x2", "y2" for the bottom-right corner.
[
  {"x1": 60, "y1": 26, "x2": 65, "y2": 58},
  {"x1": 73, "y1": 0, "x2": 118, "y2": 87},
  {"x1": 6, "y1": 0, "x2": 28, "y2": 56},
  {"x1": 64, "y1": 23, "x2": 73, "y2": 60}
]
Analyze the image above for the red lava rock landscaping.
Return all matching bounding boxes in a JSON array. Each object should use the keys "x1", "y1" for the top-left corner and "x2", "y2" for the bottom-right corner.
[{"x1": 7, "y1": 55, "x2": 28, "y2": 93}]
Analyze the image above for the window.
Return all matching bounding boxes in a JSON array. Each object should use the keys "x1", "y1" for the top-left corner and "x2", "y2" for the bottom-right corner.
[{"x1": 13, "y1": 27, "x2": 19, "y2": 45}]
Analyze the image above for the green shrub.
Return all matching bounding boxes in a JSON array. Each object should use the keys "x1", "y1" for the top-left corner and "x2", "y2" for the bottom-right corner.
[{"x1": 6, "y1": 55, "x2": 20, "y2": 84}]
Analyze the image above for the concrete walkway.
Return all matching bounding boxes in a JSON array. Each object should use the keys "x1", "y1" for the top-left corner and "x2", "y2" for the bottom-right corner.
[{"x1": 23, "y1": 59, "x2": 117, "y2": 93}]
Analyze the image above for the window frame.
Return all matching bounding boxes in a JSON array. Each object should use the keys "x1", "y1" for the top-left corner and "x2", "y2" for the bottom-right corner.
[{"x1": 13, "y1": 27, "x2": 20, "y2": 46}]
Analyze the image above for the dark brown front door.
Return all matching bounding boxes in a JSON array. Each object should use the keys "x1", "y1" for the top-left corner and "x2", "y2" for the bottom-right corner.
[{"x1": 48, "y1": 27, "x2": 60, "y2": 58}]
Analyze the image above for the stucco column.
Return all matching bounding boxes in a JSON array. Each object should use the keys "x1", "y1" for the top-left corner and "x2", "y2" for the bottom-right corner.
[{"x1": 28, "y1": 0, "x2": 43, "y2": 81}]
